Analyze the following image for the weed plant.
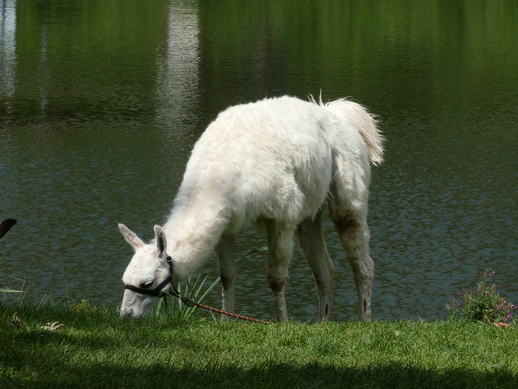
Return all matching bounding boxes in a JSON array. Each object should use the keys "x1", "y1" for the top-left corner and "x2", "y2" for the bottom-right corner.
[
  {"x1": 155, "y1": 247, "x2": 267, "y2": 321},
  {"x1": 155, "y1": 272, "x2": 221, "y2": 320},
  {"x1": 447, "y1": 269, "x2": 517, "y2": 325}
]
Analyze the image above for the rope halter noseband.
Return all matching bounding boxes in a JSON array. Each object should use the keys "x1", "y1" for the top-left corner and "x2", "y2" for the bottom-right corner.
[{"x1": 124, "y1": 256, "x2": 176, "y2": 298}]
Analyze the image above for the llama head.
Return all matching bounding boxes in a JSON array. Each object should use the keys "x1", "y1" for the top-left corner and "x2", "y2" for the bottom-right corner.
[{"x1": 118, "y1": 223, "x2": 172, "y2": 318}]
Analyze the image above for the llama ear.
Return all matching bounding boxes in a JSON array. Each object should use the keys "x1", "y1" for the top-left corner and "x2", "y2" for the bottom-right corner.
[
  {"x1": 154, "y1": 225, "x2": 167, "y2": 258},
  {"x1": 118, "y1": 223, "x2": 145, "y2": 250}
]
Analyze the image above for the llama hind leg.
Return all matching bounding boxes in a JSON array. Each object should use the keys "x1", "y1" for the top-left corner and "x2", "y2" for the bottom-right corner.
[
  {"x1": 215, "y1": 233, "x2": 236, "y2": 321},
  {"x1": 330, "y1": 207, "x2": 374, "y2": 322},
  {"x1": 296, "y1": 208, "x2": 334, "y2": 321},
  {"x1": 266, "y1": 220, "x2": 294, "y2": 322}
]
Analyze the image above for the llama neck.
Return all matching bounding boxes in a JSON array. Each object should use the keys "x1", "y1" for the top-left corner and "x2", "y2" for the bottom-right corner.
[{"x1": 162, "y1": 192, "x2": 229, "y2": 281}]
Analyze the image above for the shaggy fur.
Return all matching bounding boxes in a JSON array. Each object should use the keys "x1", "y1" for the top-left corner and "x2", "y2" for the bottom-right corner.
[{"x1": 119, "y1": 95, "x2": 383, "y2": 321}]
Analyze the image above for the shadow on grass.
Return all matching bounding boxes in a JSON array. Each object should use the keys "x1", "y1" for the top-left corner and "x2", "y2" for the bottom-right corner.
[{"x1": 2, "y1": 358, "x2": 517, "y2": 389}]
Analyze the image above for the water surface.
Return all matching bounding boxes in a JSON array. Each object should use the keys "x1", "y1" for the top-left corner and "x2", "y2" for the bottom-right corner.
[{"x1": 1, "y1": 0, "x2": 517, "y2": 321}]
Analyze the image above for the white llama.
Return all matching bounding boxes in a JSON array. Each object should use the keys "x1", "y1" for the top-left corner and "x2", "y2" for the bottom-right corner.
[{"x1": 118, "y1": 95, "x2": 383, "y2": 322}]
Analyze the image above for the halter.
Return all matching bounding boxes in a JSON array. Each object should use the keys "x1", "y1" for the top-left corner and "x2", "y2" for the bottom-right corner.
[{"x1": 124, "y1": 256, "x2": 177, "y2": 298}]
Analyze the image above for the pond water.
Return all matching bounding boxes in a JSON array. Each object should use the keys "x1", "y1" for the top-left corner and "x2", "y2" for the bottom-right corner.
[{"x1": 1, "y1": 0, "x2": 517, "y2": 321}]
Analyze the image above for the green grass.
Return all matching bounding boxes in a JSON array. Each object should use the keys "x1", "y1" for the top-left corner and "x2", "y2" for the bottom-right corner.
[{"x1": 1, "y1": 303, "x2": 517, "y2": 388}]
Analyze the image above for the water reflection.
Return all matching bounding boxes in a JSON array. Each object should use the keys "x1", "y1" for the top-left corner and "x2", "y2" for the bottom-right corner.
[
  {"x1": 155, "y1": 0, "x2": 200, "y2": 136},
  {"x1": 0, "y1": 0, "x2": 16, "y2": 97},
  {"x1": 38, "y1": 3, "x2": 49, "y2": 117}
]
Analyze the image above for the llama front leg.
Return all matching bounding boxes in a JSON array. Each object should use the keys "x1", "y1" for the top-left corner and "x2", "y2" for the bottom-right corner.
[
  {"x1": 296, "y1": 208, "x2": 334, "y2": 321},
  {"x1": 332, "y1": 211, "x2": 373, "y2": 322},
  {"x1": 215, "y1": 234, "x2": 236, "y2": 320},
  {"x1": 266, "y1": 220, "x2": 293, "y2": 322}
]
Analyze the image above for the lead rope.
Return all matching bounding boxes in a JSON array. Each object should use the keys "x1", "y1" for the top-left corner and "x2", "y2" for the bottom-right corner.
[
  {"x1": 165, "y1": 256, "x2": 274, "y2": 325},
  {"x1": 169, "y1": 287, "x2": 273, "y2": 325}
]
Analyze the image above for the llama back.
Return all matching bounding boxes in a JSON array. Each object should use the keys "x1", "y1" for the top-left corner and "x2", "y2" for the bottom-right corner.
[
  {"x1": 174, "y1": 96, "x2": 336, "y2": 231},
  {"x1": 313, "y1": 97, "x2": 384, "y2": 165}
]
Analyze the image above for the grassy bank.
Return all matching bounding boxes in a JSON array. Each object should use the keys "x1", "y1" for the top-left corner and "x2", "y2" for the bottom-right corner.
[{"x1": 1, "y1": 303, "x2": 517, "y2": 388}]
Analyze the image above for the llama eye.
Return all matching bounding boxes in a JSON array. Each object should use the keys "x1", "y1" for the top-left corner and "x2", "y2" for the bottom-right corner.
[{"x1": 140, "y1": 280, "x2": 154, "y2": 288}]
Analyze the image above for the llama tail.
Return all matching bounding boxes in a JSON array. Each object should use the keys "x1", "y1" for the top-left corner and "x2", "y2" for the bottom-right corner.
[{"x1": 309, "y1": 95, "x2": 385, "y2": 165}]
